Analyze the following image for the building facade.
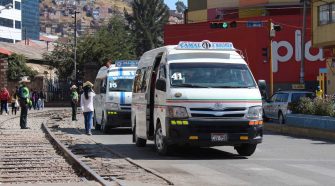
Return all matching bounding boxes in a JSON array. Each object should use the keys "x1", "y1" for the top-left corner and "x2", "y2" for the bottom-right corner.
[
  {"x1": 187, "y1": 0, "x2": 302, "y2": 23},
  {"x1": 0, "y1": 0, "x2": 22, "y2": 43},
  {"x1": 21, "y1": 0, "x2": 39, "y2": 40},
  {"x1": 312, "y1": 0, "x2": 335, "y2": 95}
]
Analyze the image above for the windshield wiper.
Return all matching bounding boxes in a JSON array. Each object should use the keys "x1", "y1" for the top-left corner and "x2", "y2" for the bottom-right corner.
[{"x1": 172, "y1": 83, "x2": 208, "y2": 88}]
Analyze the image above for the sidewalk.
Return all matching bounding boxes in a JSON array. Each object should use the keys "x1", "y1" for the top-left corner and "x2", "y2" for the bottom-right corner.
[{"x1": 265, "y1": 121, "x2": 335, "y2": 142}]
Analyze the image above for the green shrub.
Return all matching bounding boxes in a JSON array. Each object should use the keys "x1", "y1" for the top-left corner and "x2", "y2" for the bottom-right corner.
[{"x1": 293, "y1": 97, "x2": 335, "y2": 117}]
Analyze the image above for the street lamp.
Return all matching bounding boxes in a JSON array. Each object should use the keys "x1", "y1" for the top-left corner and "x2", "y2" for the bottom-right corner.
[
  {"x1": 72, "y1": 11, "x2": 80, "y2": 82},
  {"x1": 0, "y1": 3, "x2": 13, "y2": 13}
]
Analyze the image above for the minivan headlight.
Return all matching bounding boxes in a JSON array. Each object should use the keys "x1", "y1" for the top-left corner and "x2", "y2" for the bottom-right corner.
[
  {"x1": 246, "y1": 106, "x2": 262, "y2": 120},
  {"x1": 106, "y1": 102, "x2": 119, "y2": 110},
  {"x1": 167, "y1": 106, "x2": 189, "y2": 118}
]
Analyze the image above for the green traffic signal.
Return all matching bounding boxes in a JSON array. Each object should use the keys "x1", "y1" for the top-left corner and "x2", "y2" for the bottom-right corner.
[{"x1": 222, "y1": 22, "x2": 228, "y2": 29}]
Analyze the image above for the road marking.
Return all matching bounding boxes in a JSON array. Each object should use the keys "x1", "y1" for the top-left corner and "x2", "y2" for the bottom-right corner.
[
  {"x1": 289, "y1": 164, "x2": 335, "y2": 178},
  {"x1": 234, "y1": 163, "x2": 318, "y2": 185},
  {"x1": 172, "y1": 164, "x2": 247, "y2": 185}
]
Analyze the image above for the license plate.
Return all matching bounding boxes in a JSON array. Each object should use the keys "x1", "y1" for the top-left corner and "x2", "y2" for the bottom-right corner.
[{"x1": 211, "y1": 133, "x2": 228, "y2": 142}]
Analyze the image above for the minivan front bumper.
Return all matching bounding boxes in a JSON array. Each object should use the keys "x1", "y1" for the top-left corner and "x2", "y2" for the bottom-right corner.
[
  {"x1": 165, "y1": 118, "x2": 263, "y2": 147},
  {"x1": 106, "y1": 110, "x2": 131, "y2": 128}
]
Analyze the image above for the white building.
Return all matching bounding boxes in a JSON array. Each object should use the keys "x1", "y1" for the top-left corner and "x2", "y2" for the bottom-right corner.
[{"x1": 0, "y1": 0, "x2": 21, "y2": 43}]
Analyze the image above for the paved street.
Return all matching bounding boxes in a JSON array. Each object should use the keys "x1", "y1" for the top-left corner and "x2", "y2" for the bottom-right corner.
[{"x1": 89, "y1": 127, "x2": 335, "y2": 186}]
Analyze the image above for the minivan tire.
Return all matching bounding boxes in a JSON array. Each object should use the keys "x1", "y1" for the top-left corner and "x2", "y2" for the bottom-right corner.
[
  {"x1": 278, "y1": 112, "x2": 285, "y2": 124},
  {"x1": 133, "y1": 125, "x2": 146, "y2": 147},
  {"x1": 155, "y1": 123, "x2": 171, "y2": 156},
  {"x1": 235, "y1": 144, "x2": 257, "y2": 156},
  {"x1": 93, "y1": 112, "x2": 101, "y2": 130},
  {"x1": 101, "y1": 112, "x2": 108, "y2": 133}
]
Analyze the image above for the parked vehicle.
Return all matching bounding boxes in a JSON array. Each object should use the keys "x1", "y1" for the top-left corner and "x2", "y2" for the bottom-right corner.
[
  {"x1": 262, "y1": 90, "x2": 315, "y2": 124},
  {"x1": 93, "y1": 60, "x2": 138, "y2": 133},
  {"x1": 131, "y1": 40, "x2": 265, "y2": 156}
]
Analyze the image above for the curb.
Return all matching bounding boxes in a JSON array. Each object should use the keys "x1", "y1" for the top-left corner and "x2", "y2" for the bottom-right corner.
[{"x1": 265, "y1": 123, "x2": 335, "y2": 141}]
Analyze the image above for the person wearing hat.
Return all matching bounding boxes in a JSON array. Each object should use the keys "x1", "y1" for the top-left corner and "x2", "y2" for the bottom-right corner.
[
  {"x1": 70, "y1": 85, "x2": 79, "y2": 121},
  {"x1": 18, "y1": 77, "x2": 31, "y2": 129},
  {"x1": 80, "y1": 81, "x2": 95, "y2": 135}
]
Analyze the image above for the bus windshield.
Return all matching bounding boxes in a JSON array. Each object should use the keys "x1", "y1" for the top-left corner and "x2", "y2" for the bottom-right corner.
[
  {"x1": 169, "y1": 63, "x2": 256, "y2": 88},
  {"x1": 108, "y1": 79, "x2": 134, "y2": 92}
]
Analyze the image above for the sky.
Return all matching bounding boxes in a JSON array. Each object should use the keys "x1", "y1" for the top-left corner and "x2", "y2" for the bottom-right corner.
[{"x1": 164, "y1": 0, "x2": 187, "y2": 10}]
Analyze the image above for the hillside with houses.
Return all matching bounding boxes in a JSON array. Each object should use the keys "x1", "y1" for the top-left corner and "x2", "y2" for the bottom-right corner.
[{"x1": 40, "y1": 0, "x2": 133, "y2": 37}]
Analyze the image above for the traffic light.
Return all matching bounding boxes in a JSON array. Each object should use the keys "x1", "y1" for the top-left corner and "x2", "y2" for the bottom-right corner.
[
  {"x1": 210, "y1": 21, "x2": 237, "y2": 29},
  {"x1": 262, "y1": 47, "x2": 269, "y2": 58},
  {"x1": 271, "y1": 23, "x2": 282, "y2": 31}
]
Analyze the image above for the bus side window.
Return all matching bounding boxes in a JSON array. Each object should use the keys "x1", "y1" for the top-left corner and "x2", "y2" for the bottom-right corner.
[
  {"x1": 141, "y1": 68, "x2": 148, "y2": 93},
  {"x1": 133, "y1": 69, "x2": 142, "y2": 93},
  {"x1": 159, "y1": 64, "x2": 166, "y2": 79}
]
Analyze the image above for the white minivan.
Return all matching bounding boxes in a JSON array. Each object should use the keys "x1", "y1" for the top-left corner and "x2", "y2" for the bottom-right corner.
[
  {"x1": 131, "y1": 40, "x2": 265, "y2": 156},
  {"x1": 93, "y1": 60, "x2": 138, "y2": 133}
]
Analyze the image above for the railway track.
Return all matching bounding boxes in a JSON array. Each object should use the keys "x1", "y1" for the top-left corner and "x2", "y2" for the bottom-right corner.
[
  {"x1": 45, "y1": 112, "x2": 172, "y2": 185},
  {"x1": 0, "y1": 110, "x2": 105, "y2": 185}
]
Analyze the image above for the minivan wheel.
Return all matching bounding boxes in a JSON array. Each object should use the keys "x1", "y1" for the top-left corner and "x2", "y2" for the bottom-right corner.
[
  {"x1": 101, "y1": 112, "x2": 108, "y2": 133},
  {"x1": 262, "y1": 109, "x2": 270, "y2": 122},
  {"x1": 155, "y1": 124, "x2": 171, "y2": 155},
  {"x1": 235, "y1": 144, "x2": 257, "y2": 156},
  {"x1": 93, "y1": 112, "x2": 101, "y2": 130},
  {"x1": 134, "y1": 125, "x2": 146, "y2": 147},
  {"x1": 278, "y1": 112, "x2": 285, "y2": 124}
]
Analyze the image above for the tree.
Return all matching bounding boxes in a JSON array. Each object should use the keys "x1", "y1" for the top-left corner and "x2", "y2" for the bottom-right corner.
[
  {"x1": 7, "y1": 54, "x2": 38, "y2": 81},
  {"x1": 125, "y1": 0, "x2": 169, "y2": 56},
  {"x1": 43, "y1": 39, "x2": 75, "y2": 81},
  {"x1": 77, "y1": 16, "x2": 136, "y2": 66},
  {"x1": 43, "y1": 16, "x2": 136, "y2": 80},
  {"x1": 175, "y1": 0, "x2": 187, "y2": 14}
]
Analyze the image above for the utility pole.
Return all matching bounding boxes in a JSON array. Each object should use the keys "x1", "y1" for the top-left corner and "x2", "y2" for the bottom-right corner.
[
  {"x1": 73, "y1": 11, "x2": 80, "y2": 82},
  {"x1": 300, "y1": 0, "x2": 308, "y2": 84}
]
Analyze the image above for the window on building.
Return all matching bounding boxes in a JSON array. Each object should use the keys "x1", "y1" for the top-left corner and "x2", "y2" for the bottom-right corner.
[
  {"x1": 15, "y1": 1, "x2": 20, "y2": 10},
  {"x1": 318, "y1": 3, "x2": 335, "y2": 25},
  {"x1": 15, "y1": 20, "x2": 21, "y2": 29},
  {"x1": 0, "y1": 37, "x2": 14, "y2": 43},
  {"x1": 0, "y1": 17, "x2": 13, "y2": 28},
  {"x1": 0, "y1": 0, "x2": 12, "y2": 7},
  {"x1": 319, "y1": 4, "x2": 330, "y2": 25}
]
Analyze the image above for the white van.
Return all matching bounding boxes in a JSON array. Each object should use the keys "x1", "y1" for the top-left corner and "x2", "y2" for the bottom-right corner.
[
  {"x1": 93, "y1": 60, "x2": 138, "y2": 133},
  {"x1": 131, "y1": 40, "x2": 264, "y2": 156}
]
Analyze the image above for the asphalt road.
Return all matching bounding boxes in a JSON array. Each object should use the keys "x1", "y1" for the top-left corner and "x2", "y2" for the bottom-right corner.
[{"x1": 89, "y1": 127, "x2": 335, "y2": 186}]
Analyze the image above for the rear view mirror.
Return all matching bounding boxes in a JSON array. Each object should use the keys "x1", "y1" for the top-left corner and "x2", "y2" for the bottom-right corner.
[
  {"x1": 258, "y1": 80, "x2": 267, "y2": 100},
  {"x1": 156, "y1": 79, "x2": 166, "y2": 92},
  {"x1": 258, "y1": 80, "x2": 266, "y2": 91},
  {"x1": 100, "y1": 86, "x2": 106, "y2": 93}
]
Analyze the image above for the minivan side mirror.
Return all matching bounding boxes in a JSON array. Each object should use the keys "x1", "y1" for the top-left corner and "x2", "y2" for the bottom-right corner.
[
  {"x1": 156, "y1": 79, "x2": 166, "y2": 92},
  {"x1": 258, "y1": 80, "x2": 266, "y2": 91},
  {"x1": 100, "y1": 86, "x2": 106, "y2": 93}
]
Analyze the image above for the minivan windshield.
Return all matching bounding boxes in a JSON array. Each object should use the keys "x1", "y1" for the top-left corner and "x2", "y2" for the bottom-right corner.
[
  {"x1": 169, "y1": 63, "x2": 256, "y2": 88},
  {"x1": 108, "y1": 79, "x2": 134, "y2": 92}
]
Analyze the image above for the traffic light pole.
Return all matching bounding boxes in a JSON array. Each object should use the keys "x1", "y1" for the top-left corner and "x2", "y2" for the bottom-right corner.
[{"x1": 269, "y1": 19, "x2": 274, "y2": 96}]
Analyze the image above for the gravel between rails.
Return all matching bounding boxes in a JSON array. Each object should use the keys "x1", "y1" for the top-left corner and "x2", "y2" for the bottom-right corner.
[
  {"x1": 0, "y1": 110, "x2": 90, "y2": 184},
  {"x1": 47, "y1": 110, "x2": 171, "y2": 186}
]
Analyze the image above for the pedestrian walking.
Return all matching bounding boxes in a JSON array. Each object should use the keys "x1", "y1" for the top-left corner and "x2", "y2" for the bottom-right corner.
[
  {"x1": 80, "y1": 81, "x2": 95, "y2": 135},
  {"x1": 18, "y1": 77, "x2": 31, "y2": 129},
  {"x1": 10, "y1": 89, "x2": 19, "y2": 115},
  {"x1": 0, "y1": 87, "x2": 10, "y2": 115},
  {"x1": 70, "y1": 85, "x2": 79, "y2": 121},
  {"x1": 39, "y1": 91, "x2": 45, "y2": 110},
  {"x1": 31, "y1": 90, "x2": 39, "y2": 110}
]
